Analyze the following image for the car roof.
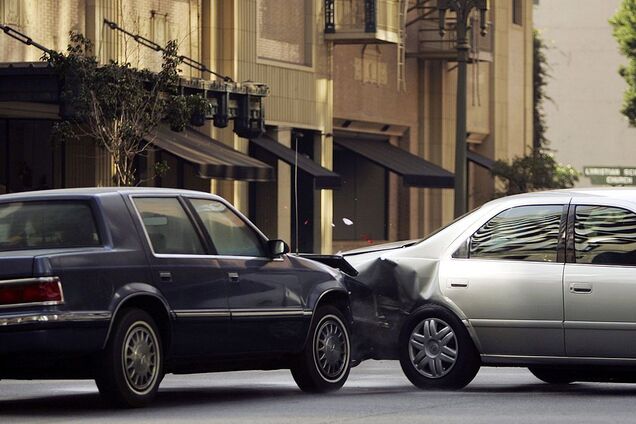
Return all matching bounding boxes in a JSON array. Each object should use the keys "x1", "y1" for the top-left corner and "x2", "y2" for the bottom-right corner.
[
  {"x1": 0, "y1": 187, "x2": 223, "y2": 201},
  {"x1": 484, "y1": 188, "x2": 636, "y2": 207}
]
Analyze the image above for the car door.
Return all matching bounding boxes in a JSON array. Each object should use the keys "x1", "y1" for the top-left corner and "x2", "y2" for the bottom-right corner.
[
  {"x1": 186, "y1": 197, "x2": 310, "y2": 354},
  {"x1": 441, "y1": 202, "x2": 568, "y2": 357},
  {"x1": 131, "y1": 196, "x2": 230, "y2": 358},
  {"x1": 563, "y1": 200, "x2": 636, "y2": 358}
]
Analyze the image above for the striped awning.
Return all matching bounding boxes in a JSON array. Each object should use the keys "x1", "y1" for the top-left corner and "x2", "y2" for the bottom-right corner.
[{"x1": 147, "y1": 125, "x2": 274, "y2": 181}]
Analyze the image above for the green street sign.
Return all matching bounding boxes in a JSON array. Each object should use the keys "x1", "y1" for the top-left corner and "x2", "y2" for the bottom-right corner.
[{"x1": 583, "y1": 166, "x2": 636, "y2": 186}]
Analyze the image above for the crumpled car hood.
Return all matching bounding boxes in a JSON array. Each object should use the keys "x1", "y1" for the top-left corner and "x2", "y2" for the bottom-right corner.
[
  {"x1": 342, "y1": 209, "x2": 485, "y2": 315},
  {"x1": 347, "y1": 248, "x2": 442, "y2": 312}
]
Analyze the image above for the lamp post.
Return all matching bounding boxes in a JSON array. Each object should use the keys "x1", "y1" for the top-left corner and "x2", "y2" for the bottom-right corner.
[{"x1": 438, "y1": 0, "x2": 489, "y2": 217}]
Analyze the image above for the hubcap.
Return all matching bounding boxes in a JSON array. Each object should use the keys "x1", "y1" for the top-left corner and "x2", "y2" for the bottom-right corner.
[
  {"x1": 314, "y1": 316, "x2": 348, "y2": 381},
  {"x1": 408, "y1": 317, "x2": 458, "y2": 379},
  {"x1": 122, "y1": 321, "x2": 159, "y2": 394}
]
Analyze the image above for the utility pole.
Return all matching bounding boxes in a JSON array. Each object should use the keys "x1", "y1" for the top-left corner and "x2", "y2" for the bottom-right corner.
[{"x1": 438, "y1": 0, "x2": 489, "y2": 217}]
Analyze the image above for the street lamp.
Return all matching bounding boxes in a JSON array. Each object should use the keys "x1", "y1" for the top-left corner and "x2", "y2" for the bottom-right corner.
[{"x1": 438, "y1": 0, "x2": 489, "y2": 217}]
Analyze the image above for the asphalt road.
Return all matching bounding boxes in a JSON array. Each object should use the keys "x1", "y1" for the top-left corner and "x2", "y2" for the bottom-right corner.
[{"x1": 2, "y1": 360, "x2": 636, "y2": 424}]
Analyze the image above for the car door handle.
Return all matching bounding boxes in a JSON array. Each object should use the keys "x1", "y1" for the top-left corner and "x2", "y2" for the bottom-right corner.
[
  {"x1": 569, "y1": 283, "x2": 592, "y2": 294},
  {"x1": 448, "y1": 279, "x2": 469, "y2": 288},
  {"x1": 159, "y1": 272, "x2": 172, "y2": 283},
  {"x1": 228, "y1": 272, "x2": 240, "y2": 283}
]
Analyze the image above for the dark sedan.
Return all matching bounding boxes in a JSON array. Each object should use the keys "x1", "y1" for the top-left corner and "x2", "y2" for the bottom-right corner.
[{"x1": 0, "y1": 188, "x2": 353, "y2": 407}]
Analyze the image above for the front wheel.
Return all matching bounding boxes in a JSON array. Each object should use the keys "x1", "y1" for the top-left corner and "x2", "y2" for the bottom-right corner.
[
  {"x1": 291, "y1": 305, "x2": 351, "y2": 393},
  {"x1": 95, "y1": 308, "x2": 163, "y2": 408},
  {"x1": 399, "y1": 305, "x2": 480, "y2": 390}
]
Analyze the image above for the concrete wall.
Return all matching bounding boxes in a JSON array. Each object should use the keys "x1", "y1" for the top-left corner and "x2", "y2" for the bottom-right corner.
[
  {"x1": 534, "y1": 0, "x2": 636, "y2": 186},
  {"x1": 0, "y1": 0, "x2": 85, "y2": 61},
  {"x1": 332, "y1": 0, "x2": 534, "y2": 247},
  {"x1": 207, "y1": 0, "x2": 334, "y2": 252}
]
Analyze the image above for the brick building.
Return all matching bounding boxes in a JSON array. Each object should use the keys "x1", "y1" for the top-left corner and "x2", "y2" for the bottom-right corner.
[{"x1": 0, "y1": 0, "x2": 533, "y2": 253}]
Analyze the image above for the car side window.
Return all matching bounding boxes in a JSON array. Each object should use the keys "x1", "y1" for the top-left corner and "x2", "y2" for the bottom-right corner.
[
  {"x1": 469, "y1": 205, "x2": 563, "y2": 262},
  {"x1": 575, "y1": 205, "x2": 636, "y2": 266},
  {"x1": 133, "y1": 197, "x2": 205, "y2": 255},
  {"x1": 189, "y1": 198, "x2": 266, "y2": 257}
]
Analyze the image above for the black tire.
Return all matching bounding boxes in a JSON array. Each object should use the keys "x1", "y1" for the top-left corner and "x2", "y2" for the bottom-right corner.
[
  {"x1": 399, "y1": 305, "x2": 480, "y2": 390},
  {"x1": 528, "y1": 367, "x2": 575, "y2": 384},
  {"x1": 95, "y1": 308, "x2": 163, "y2": 408},
  {"x1": 291, "y1": 305, "x2": 351, "y2": 393}
]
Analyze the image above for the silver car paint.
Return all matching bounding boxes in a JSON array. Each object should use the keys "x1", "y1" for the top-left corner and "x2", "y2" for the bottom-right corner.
[
  {"x1": 564, "y1": 195, "x2": 636, "y2": 358},
  {"x1": 345, "y1": 188, "x2": 636, "y2": 365}
]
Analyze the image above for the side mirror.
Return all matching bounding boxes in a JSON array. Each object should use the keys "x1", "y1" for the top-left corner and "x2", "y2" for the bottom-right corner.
[
  {"x1": 267, "y1": 239, "x2": 290, "y2": 258},
  {"x1": 452, "y1": 237, "x2": 470, "y2": 259}
]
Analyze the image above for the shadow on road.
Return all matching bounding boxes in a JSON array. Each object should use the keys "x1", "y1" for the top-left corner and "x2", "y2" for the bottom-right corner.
[
  {"x1": 2, "y1": 381, "x2": 636, "y2": 416},
  {"x1": 0, "y1": 386, "x2": 291, "y2": 415},
  {"x1": 465, "y1": 382, "x2": 636, "y2": 396}
]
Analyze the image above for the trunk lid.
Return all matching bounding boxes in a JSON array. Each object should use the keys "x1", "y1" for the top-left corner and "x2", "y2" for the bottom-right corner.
[{"x1": 0, "y1": 252, "x2": 35, "y2": 279}]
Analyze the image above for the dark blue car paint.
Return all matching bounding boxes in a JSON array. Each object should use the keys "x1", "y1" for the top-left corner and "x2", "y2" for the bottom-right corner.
[{"x1": 0, "y1": 188, "x2": 356, "y2": 378}]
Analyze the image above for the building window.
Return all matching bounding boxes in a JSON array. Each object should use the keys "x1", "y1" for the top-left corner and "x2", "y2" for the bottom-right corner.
[
  {"x1": 1, "y1": 0, "x2": 22, "y2": 28},
  {"x1": 0, "y1": 120, "x2": 59, "y2": 194},
  {"x1": 354, "y1": 45, "x2": 388, "y2": 86},
  {"x1": 333, "y1": 143, "x2": 387, "y2": 243},
  {"x1": 512, "y1": 0, "x2": 523, "y2": 26},
  {"x1": 257, "y1": 0, "x2": 312, "y2": 66}
]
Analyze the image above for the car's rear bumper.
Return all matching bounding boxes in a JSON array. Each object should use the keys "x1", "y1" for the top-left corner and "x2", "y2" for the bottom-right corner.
[{"x1": 0, "y1": 311, "x2": 111, "y2": 354}]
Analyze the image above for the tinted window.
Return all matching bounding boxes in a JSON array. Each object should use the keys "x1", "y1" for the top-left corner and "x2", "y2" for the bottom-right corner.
[
  {"x1": 190, "y1": 199, "x2": 266, "y2": 257},
  {"x1": 575, "y1": 206, "x2": 636, "y2": 266},
  {"x1": 0, "y1": 201, "x2": 100, "y2": 252},
  {"x1": 133, "y1": 197, "x2": 205, "y2": 255},
  {"x1": 470, "y1": 205, "x2": 563, "y2": 262}
]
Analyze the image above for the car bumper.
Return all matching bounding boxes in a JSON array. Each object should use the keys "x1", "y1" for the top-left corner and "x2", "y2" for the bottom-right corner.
[{"x1": 0, "y1": 311, "x2": 111, "y2": 354}]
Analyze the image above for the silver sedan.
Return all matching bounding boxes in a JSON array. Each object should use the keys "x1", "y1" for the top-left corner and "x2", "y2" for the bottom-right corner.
[{"x1": 344, "y1": 188, "x2": 636, "y2": 389}]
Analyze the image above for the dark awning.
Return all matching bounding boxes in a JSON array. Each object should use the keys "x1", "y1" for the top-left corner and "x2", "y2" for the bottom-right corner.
[
  {"x1": 467, "y1": 150, "x2": 495, "y2": 170},
  {"x1": 147, "y1": 125, "x2": 274, "y2": 181},
  {"x1": 334, "y1": 138, "x2": 454, "y2": 188},
  {"x1": 250, "y1": 135, "x2": 341, "y2": 189},
  {"x1": 0, "y1": 62, "x2": 59, "y2": 104}
]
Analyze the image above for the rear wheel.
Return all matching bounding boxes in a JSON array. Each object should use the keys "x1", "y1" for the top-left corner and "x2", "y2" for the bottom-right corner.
[
  {"x1": 291, "y1": 305, "x2": 351, "y2": 393},
  {"x1": 95, "y1": 308, "x2": 163, "y2": 408},
  {"x1": 399, "y1": 305, "x2": 480, "y2": 390},
  {"x1": 528, "y1": 367, "x2": 575, "y2": 384}
]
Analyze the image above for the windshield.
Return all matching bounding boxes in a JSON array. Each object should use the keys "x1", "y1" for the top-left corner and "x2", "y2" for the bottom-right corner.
[{"x1": 412, "y1": 207, "x2": 481, "y2": 246}]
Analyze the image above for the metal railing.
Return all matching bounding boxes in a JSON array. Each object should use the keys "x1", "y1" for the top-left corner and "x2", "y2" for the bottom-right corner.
[{"x1": 324, "y1": 0, "x2": 401, "y2": 35}]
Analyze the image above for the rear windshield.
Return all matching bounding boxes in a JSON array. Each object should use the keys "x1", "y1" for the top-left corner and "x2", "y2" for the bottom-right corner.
[{"x1": 0, "y1": 201, "x2": 101, "y2": 252}]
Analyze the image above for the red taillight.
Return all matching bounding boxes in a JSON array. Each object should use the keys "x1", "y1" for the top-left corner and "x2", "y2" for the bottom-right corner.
[{"x1": 0, "y1": 278, "x2": 63, "y2": 306}]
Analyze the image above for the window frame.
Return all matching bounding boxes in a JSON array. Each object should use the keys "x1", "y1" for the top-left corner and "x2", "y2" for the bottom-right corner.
[
  {"x1": 454, "y1": 203, "x2": 568, "y2": 264},
  {"x1": 567, "y1": 203, "x2": 636, "y2": 267},
  {"x1": 184, "y1": 196, "x2": 270, "y2": 259},
  {"x1": 255, "y1": 0, "x2": 315, "y2": 70}
]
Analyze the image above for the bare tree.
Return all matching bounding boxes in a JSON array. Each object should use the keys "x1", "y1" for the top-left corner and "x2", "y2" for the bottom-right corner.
[{"x1": 44, "y1": 33, "x2": 183, "y2": 186}]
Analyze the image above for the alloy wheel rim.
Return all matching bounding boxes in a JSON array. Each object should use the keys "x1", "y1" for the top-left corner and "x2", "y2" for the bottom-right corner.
[
  {"x1": 408, "y1": 317, "x2": 458, "y2": 379},
  {"x1": 122, "y1": 321, "x2": 159, "y2": 394},
  {"x1": 314, "y1": 316, "x2": 348, "y2": 381}
]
